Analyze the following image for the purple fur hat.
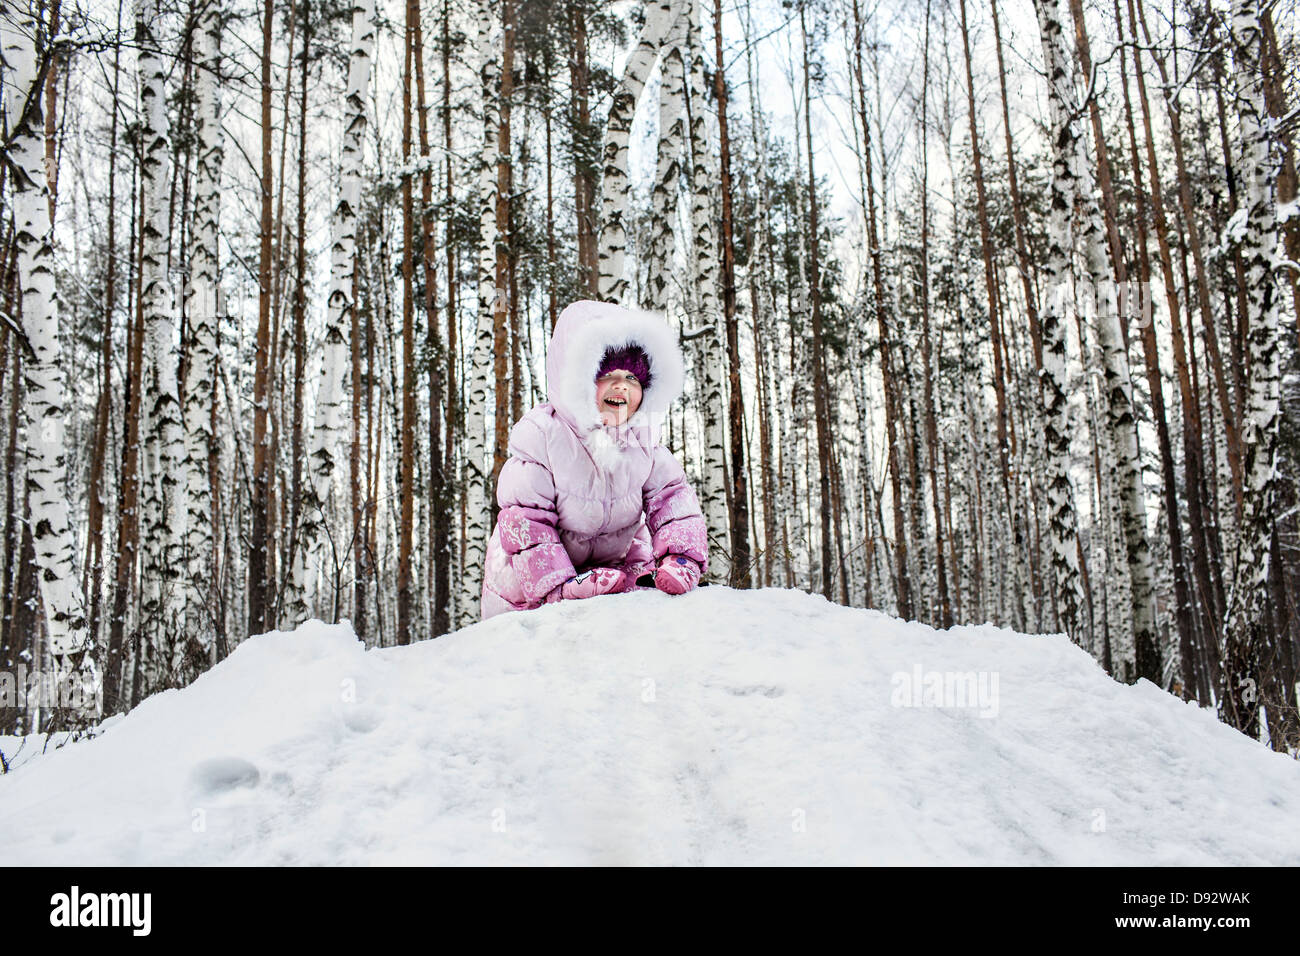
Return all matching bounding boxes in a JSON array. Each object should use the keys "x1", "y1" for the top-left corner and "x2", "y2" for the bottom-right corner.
[{"x1": 596, "y1": 344, "x2": 653, "y2": 389}]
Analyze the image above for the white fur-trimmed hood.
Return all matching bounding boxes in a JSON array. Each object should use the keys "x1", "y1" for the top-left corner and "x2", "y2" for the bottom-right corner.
[{"x1": 546, "y1": 300, "x2": 685, "y2": 442}]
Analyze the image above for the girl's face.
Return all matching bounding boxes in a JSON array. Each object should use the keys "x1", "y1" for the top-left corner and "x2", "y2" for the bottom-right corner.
[{"x1": 595, "y1": 369, "x2": 644, "y2": 426}]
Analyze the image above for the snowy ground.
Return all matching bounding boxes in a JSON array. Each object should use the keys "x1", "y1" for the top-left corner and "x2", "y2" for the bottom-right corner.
[{"x1": 3, "y1": 587, "x2": 1298, "y2": 865}]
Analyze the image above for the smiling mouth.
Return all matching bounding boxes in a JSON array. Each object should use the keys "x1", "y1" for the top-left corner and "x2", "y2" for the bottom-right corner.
[{"x1": 604, "y1": 398, "x2": 627, "y2": 407}]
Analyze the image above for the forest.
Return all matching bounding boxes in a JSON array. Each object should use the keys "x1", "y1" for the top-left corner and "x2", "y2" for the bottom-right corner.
[{"x1": 0, "y1": 0, "x2": 1297, "y2": 753}]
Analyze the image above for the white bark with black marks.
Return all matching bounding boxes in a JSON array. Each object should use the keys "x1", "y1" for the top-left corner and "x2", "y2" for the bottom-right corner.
[
  {"x1": 180, "y1": 3, "x2": 224, "y2": 672},
  {"x1": 646, "y1": 26, "x2": 686, "y2": 315},
  {"x1": 460, "y1": 0, "x2": 500, "y2": 625},
  {"x1": 597, "y1": 0, "x2": 679, "y2": 303},
  {"x1": 0, "y1": 6, "x2": 88, "y2": 665},
  {"x1": 1221, "y1": 0, "x2": 1283, "y2": 735},
  {"x1": 1031, "y1": 0, "x2": 1089, "y2": 642},
  {"x1": 682, "y1": 0, "x2": 729, "y2": 583},
  {"x1": 293, "y1": 0, "x2": 376, "y2": 624},
  {"x1": 137, "y1": 0, "x2": 184, "y2": 689}
]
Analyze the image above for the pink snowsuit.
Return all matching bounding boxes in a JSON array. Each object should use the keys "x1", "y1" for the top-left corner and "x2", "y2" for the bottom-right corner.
[{"x1": 480, "y1": 300, "x2": 708, "y2": 619}]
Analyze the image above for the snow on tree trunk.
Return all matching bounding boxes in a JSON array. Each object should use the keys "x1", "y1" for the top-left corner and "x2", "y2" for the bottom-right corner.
[
  {"x1": 1084, "y1": 337, "x2": 1134, "y2": 673},
  {"x1": 287, "y1": 0, "x2": 375, "y2": 625},
  {"x1": 1031, "y1": 0, "x2": 1089, "y2": 642},
  {"x1": 1038, "y1": 0, "x2": 1156, "y2": 670},
  {"x1": 1220, "y1": 0, "x2": 1283, "y2": 737},
  {"x1": 1085, "y1": 220, "x2": 1154, "y2": 682},
  {"x1": 179, "y1": 4, "x2": 224, "y2": 676},
  {"x1": 137, "y1": 0, "x2": 183, "y2": 690},
  {"x1": 0, "y1": 6, "x2": 88, "y2": 667},
  {"x1": 460, "y1": 0, "x2": 500, "y2": 626},
  {"x1": 597, "y1": 0, "x2": 679, "y2": 303},
  {"x1": 1059, "y1": 80, "x2": 1156, "y2": 679},
  {"x1": 682, "y1": 0, "x2": 729, "y2": 583}
]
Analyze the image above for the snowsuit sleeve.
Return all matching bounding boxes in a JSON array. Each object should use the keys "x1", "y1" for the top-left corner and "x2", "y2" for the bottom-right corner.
[
  {"x1": 643, "y1": 445, "x2": 708, "y2": 573},
  {"x1": 494, "y1": 418, "x2": 576, "y2": 603}
]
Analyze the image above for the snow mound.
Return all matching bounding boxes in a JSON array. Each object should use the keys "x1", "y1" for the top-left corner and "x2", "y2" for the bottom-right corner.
[{"x1": 3, "y1": 588, "x2": 1298, "y2": 865}]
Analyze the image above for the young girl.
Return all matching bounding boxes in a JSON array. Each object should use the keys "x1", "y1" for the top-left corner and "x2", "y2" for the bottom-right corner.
[{"x1": 480, "y1": 300, "x2": 708, "y2": 619}]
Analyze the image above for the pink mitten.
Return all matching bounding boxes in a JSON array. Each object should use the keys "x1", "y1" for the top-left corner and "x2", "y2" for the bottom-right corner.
[
  {"x1": 654, "y1": 556, "x2": 701, "y2": 595},
  {"x1": 551, "y1": 567, "x2": 627, "y2": 602}
]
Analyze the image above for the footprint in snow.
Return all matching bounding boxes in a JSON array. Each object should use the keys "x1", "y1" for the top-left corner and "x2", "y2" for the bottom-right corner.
[
  {"x1": 342, "y1": 704, "x2": 384, "y2": 734},
  {"x1": 188, "y1": 757, "x2": 261, "y2": 796}
]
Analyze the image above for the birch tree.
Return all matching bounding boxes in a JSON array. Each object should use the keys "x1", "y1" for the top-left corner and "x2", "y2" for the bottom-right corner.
[
  {"x1": 851, "y1": 0, "x2": 911, "y2": 619},
  {"x1": 598, "y1": 0, "x2": 678, "y2": 303},
  {"x1": 713, "y1": 0, "x2": 750, "y2": 587},
  {"x1": 646, "y1": 16, "x2": 686, "y2": 315},
  {"x1": 1034, "y1": 0, "x2": 1158, "y2": 678},
  {"x1": 287, "y1": 0, "x2": 375, "y2": 627},
  {"x1": 683, "y1": 0, "x2": 730, "y2": 582},
  {"x1": 398, "y1": 0, "x2": 417, "y2": 645},
  {"x1": 1123, "y1": 0, "x2": 1223, "y2": 670},
  {"x1": 459, "y1": 0, "x2": 500, "y2": 625},
  {"x1": 742, "y1": 1, "x2": 780, "y2": 589},
  {"x1": 1220, "y1": 0, "x2": 1285, "y2": 740},
  {"x1": 180, "y1": 0, "x2": 224, "y2": 675},
  {"x1": 249, "y1": 0, "x2": 276, "y2": 636},
  {"x1": 136, "y1": 0, "x2": 184, "y2": 691},
  {"x1": 0, "y1": 3, "x2": 88, "y2": 672},
  {"x1": 1031, "y1": 0, "x2": 1087, "y2": 641}
]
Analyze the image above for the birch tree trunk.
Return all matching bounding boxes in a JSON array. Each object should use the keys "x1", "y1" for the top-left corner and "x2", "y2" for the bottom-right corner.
[
  {"x1": 85, "y1": 5, "x2": 126, "y2": 658},
  {"x1": 1133, "y1": 0, "x2": 1243, "y2": 512},
  {"x1": 1082, "y1": 189, "x2": 1158, "y2": 683},
  {"x1": 292, "y1": 0, "x2": 375, "y2": 626},
  {"x1": 137, "y1": 0, "x2": 183, "y2": 690},
  {"x1": 491, "y1": 0, "x2": 516, "y2": 499},
  {"x1": 742, "y1": 3, "x2": 778, "y2": 589},
  {"x1": 957, "y1": 0, "x2": 1013, "y2": 538},
  {"x1": 1123, "y1": 0, "x2": 1221, "y2": 673},
  {"x1": 459, "y1": 0, "x2": 499, "y2": 625},
  {"x1": 915, "y1": 0, "x2": 951, "y2": 628},
  {"x1": 850, "y1": 0, "x2": 910, "y2": 618},
  {"x1": 1220, "y1": 0, "x2": 1284, "y2": 740},
  {"x1": 785, "y1": 217, "x2": 811, "y2": 587},
  {"x1": 0, "y1": 5, "x2": 88, "y2": 671},
  {"x1": 682, "y1": 0, "x2": 729, "y2": 582},
  {"x1": 1114, "y1": 0, "x2": 1198, "y2": 695},
  {"x1": 1038, "y1": 0, "x2": 1158, "y2": 677},
  {"x1": 249, "y1": 0, "x2": 276, "y2": 637},
  {"x1": 713, "y1": 0, "x2": 750, "y2": 588},
  {"x1": 597, "y1": 0, "x2": 678, "y2": 303},
  {"x1": 398, "y1": 0, "x2": 417, "y2": 645},
  {"x1": 441, "y1": 0, "x2": 459, "y2": 627},
  {"x1": 798, "y1": 1, "x2": 832, "y2": 599},
  {"x1": 284, "y1": 8, "x2": 312, "y2": 633},
  {"x1": 646, "y1": 30, "x2": 685, "y2": 315},
  {"x1": 180, "y1": 1, "x2": 224, "y2": 675},
  {"x1": 1031, "y1": 0, "x2": 1087, "y2": 641},
  {"x1": 415, "y1": 0, "x2": 449, "y2": 637}
]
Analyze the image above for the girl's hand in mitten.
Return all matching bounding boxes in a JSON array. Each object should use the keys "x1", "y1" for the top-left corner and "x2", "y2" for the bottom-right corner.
[
  {"x1": 547, "y1": 567, "x2": 627, "y2": 602},
  {"x1": 654, "y1": 555, "x2": 701, "y2": 595}
]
